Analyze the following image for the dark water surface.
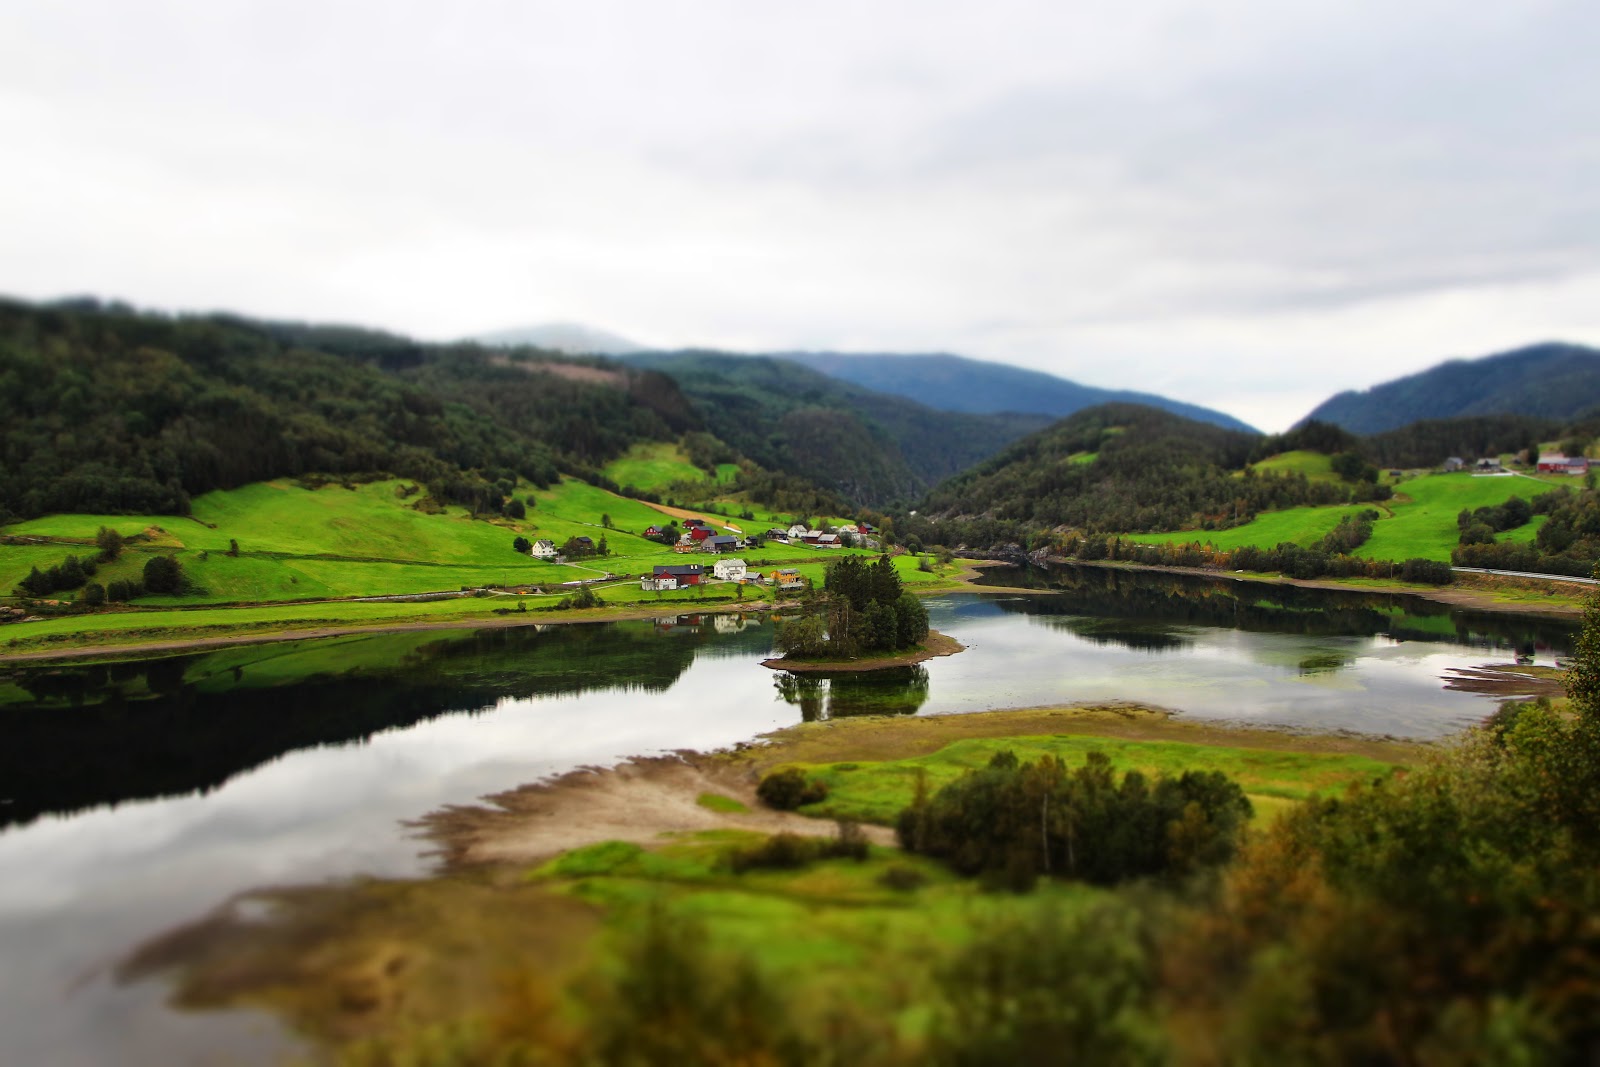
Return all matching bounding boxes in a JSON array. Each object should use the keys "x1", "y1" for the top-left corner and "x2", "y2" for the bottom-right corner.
[{"x1": 0, "y1": 572, "x2": 1575, "y2": 1065}]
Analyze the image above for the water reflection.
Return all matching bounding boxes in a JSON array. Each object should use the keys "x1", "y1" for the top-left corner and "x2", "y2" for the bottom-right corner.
[
  {"x1": 0, "y1": 618, "x2": 776, "y2": 829},
  {"x1": 773, "y1": 666, "x2": 930, "y2": 720},
  {"x1": 977, "y1": 563, "x2": 1574, "y2": 654}
]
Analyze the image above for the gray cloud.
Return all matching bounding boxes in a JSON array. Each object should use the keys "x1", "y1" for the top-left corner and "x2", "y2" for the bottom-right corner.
[{"x1": 2, "y1": 0, "x2": 1597, "y2": 430}]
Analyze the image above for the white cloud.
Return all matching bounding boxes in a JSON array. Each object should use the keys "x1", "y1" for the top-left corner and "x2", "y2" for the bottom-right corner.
[{"x1": 2, "y1": 0, "x2": 1597, "y2": 430}]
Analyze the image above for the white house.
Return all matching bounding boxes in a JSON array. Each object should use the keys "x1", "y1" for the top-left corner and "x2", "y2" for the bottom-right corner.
[
  {"x1": 713, "y1": 558, "x2": 748, "y2": 581},
  {"x1": 787, "y1": 524, "x2": 810, "y2": 539},
  {"x1": 529, "y1": 539, "x2": 558, "y2": 559}
]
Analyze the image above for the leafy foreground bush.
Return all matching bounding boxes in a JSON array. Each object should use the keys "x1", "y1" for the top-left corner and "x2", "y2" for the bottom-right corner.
[
  {"x1": 756, "y1": 767, "x2": 828, "y2": 810},
  {"x1": 897, "y1": 750, "x2": 1252, "y2": 888}
]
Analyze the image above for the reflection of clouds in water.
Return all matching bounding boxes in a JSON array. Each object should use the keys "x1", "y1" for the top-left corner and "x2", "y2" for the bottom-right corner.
[{"x1": 0, "y1": 589, "x2": 1564, "y2": 1066}]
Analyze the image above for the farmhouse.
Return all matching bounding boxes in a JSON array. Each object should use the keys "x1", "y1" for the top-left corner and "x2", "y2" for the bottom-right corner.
[
  {"x1": 643, "y1": 525, "x2": 665, "y2": 539},
  {"x1": 689, "y1": 526, "x2": 713, "y2": 543},
  {"x1": 1538, "y1": 453, "x2": 1590, "y2": 475},
  {"x1": 788, "y1": 524, "x2": 809, "y2": 539},
  {"x1": 771, "y1": 568, "x2": 804, "y2": 590},
  {"x1": 1443, "y1": 457, "x2": 1465, "y2": 472},
  {"x1": 713, "y1": 557, "x2": 747, "y2": 581},
  {"x1": 529, "y1": 540, "x2": 558, "y2": 559},
  {"x1": 683, "y1": 518, "x2": 708, "y2": 528},
  {"x1": 765, "y1": 527, "x2": 790, "y2": 541},
  {"x1": 702, "y1": 534, "x2": 741, "y2": 553},
  {"x1": 642, "y1": 563, "x2": 704, "y2": 591}
]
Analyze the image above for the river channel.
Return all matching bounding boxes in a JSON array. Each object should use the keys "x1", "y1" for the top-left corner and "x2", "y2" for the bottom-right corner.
[{"x1": 0, "y1": 568, "x2": 1577, "y2": 1064}]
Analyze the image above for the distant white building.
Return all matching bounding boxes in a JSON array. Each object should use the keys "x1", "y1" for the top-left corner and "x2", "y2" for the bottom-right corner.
[
  {"x1": 713, "y1": 558, "x2": 748, "y2": 581},
  {"x1": 529, "y1": 539, "x2": 558, "y2": 559},
  {"x1": 788, "y1": 524, "x2": 809, "y2": 539}
]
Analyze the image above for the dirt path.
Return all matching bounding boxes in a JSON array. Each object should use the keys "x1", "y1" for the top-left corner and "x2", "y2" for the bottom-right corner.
[{"x1": 641, "y1": 501, "x2": 742, "y2": 534}]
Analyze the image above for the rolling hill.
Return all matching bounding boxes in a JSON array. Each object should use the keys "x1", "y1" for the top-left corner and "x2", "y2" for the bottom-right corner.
[
  {"x1": 912, "y1": 403, "x2": 1351, "y2": 536},
  {"x1": 0, "y1": 298, "x2": 699, "y2": 523},
  {"x1": 620, "y1": 351, "x2": 1054, "y2": 505},
  {"x1": 1301, "y1": 342, "x2": 1600, "y2": 434},
  {"x1": 796, "y1": 350, "x2": 1259, "y2": 433}
]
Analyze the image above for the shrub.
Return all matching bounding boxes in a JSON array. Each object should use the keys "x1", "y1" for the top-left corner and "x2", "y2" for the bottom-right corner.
[
  {"x1": 142, "y1": 554, "x2": 184, "y2": 595},
  {"x1": 878, "y1": 864, "x2": 929, "y2": 892},
  {"x1": 94, "y1": 526, "x2": 123, "y2": 562},
  {"x1": 725, "y1": 822, "x2": 868, "y2": 873},
  {"x1": 756, "y1": 767, "x2": 828, "y2": 810},
  {"x1": 80, "y1": 582, "x2": 106, "y2": 607}
]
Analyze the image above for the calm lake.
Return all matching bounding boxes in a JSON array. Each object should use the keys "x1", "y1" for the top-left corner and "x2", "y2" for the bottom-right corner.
[{"x1": 0, "y1": 568, "x2": 1576, "y2": 1065}]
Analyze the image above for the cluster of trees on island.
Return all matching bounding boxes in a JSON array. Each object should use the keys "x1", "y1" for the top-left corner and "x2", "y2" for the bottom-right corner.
[{"x1": 773, "y1": 556, "x2": 929, "y2": 659}]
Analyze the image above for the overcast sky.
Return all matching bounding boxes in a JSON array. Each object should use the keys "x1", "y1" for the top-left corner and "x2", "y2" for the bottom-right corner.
[{"x1": 4, "y1": 2, "x2": 1597, "y2": 430}]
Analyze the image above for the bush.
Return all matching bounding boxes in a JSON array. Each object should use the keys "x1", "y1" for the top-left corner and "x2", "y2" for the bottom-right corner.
[
  {"x1": 725, "y1": 822, "x2": 868, "y2": 873},
  {"x1": 94, "y1": 526, "x2": 123, "y2": 562},
  {"x1": 512, "y1": 535, "x2": 532, "y2": 554},
  {"x1": 756, "y1": 767, "x2": 829, "y2": 810},
  {"x1": 878, "y1": 863, "x2": 930, "y2": 892},
  {"x1": 1400, "y1": 557, "x2": 1454, "y2": 584},
  {"x1": 142, "y1": 554, "x2": 184, "y2": 595},
  {"x1": 106, "y1": 578, "x2": 145, "y2": 602},
  {"x1": 81, "y1": 582, "x2": 106, "y2": 607}
]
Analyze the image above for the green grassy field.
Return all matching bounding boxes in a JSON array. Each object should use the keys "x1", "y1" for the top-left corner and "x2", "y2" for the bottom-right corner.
[
  {"x1": 783, "y1": 734, "x2": 1398, "y2": 827},
  {"x1": 1249, "y1": 449, "x2": 1341, "y2": 482},
  {"x1": 0, "y1": 476, "x2": 956, "y2": 653},
  {"x1": 600, "y1": 442, "x2": 709, "y2": 492},
  {"x1": 1132, "y1": 470, "x2": 1567, "y2": 562}
]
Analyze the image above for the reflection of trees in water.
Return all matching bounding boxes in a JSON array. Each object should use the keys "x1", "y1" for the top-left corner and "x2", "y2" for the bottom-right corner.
[
  {"x1": 981, "y1": 565, "x2": 1574, "y2": 655},
  {"x1": 0, "y1": 621, "x2": 715, "y2": 829},
  {"x1": 774, "y1": 666, "x2": 930, "y2": 722}
]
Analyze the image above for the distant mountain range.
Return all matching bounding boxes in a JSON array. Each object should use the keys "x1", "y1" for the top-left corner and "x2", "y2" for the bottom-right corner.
[
  {"x1": 792, "y1": 351, "x2": 1259, "y2": 433},
  {"x1": 1301, "y1": 342, "x2": 1600, "y2": 434},
  {"x1": 477, "y1": 324, "x2": 1255, "y2": 433},
  {"x1": 475, "y1": 322, "x2": 648, "y2": 355}
]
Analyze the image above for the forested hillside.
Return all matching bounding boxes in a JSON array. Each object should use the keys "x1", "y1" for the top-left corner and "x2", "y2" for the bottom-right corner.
[
  {"x1": 912, "y1": 404, "x2": 1356, "y2": 538},
  {"x1": 0, "y1": 299, "x2": 698, "y2": 523},
  {"x1": 798, "y1": 350, "x2": 1259, "y2": 432},
  {"x1": 621, "y1": 351, "x2": 1053, "y2": 505},
  {"x1": 1302, "y1": 342, "x2": 1600, "y2": 433}
]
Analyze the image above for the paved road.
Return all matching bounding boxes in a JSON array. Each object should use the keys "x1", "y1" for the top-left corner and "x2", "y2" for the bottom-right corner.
[{"x1": 1453, "y1": 566, "x2": 1600, "y2": 586}]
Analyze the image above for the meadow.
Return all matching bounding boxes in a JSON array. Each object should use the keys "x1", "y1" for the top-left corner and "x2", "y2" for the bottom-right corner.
[
  {"x1": 1131, "y1": 469, "x2": 1566, "y2": 561},
  {"x1": 0, "y1": 476, "x2": 959, "y2": 654}
]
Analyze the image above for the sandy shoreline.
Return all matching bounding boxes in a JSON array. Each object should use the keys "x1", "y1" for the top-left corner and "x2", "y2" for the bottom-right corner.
[
  {"x1": 418, "y1": 703, "x2": 1432, "y2": 870},
  {"x1": 758, "y1": 629, "x2": 965, "y2": 672}
]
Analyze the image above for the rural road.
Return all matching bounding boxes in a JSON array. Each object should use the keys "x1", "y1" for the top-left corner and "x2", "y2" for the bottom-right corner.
[{"x1": 1453, "y1": 566, "x2": 1600, "y2": 586}]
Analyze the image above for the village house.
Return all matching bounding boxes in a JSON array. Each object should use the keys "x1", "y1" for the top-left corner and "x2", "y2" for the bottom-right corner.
[
  {"x1": 815, "y1": 533, "x2": 842, "y2": 549},
  {"x1": 1538, "y1": 453, "x2": 1590, "y2": 475},
  {"x1": 702, "y1": 534, "x2": 741, "y2": 553},
  {"x1": 713, "y1": 557, "x2": 747, "y2": 581},
  {"x1": 771, "y1": 568, "x2": 804, "y2": 590},
  {"x1": 529, "y1": 539, "x2": 558, "y2": 559},
  {"x1": 1443, "y1": 457, "x2": 1465, "y2": 471},
  {"x1": 683, "y1": 518, "x2": 708, "y2": 529},
  {"x1": 642, "y1": 563, "x2": 704, "y2": 591},
  {"x1": 765, "y1": 527, "x2": 790, "y2": 541},
  {"x1": 688, "y1": 525, "x2": 714, "y2": 543},
  {"x1": 643, "y1": 525, "x2": 665, "y2": 539},
  {"x1": 787, "y1": 524, "x2": 809, "y2": 539}
]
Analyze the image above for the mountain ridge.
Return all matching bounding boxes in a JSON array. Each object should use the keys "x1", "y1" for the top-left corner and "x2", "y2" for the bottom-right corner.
[
  {"x1": 792, "y1": 350, "x2": 1258, "y2": 433},
  {"x1": 1301, "y1": 342, "x2": 1600, "y2": 434}
]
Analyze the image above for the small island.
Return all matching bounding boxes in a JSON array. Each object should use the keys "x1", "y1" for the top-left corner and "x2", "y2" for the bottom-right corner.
[
  {"x1": 760, "y1": 628, "x2": 965, "y2": 672},
  {"x1": 757, "y1": 555, "x2": 960, "y2": 672}
]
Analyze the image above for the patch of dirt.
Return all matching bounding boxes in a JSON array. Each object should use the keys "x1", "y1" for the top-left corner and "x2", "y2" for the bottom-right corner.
[
  {"x1": 1443, "y1": 663, "x2": 1566, "y2": 698},
  {"x1": 486, "y1": 355, "x2": 625, "y2": 388},
  {"x1": 418, "y1": 755, "x2": 894, "y2": 869}
]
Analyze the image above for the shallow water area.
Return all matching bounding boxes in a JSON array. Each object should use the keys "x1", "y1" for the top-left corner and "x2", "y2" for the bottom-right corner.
[{"x1": 0, "y1": 568, "x2": 1576, "y2": 1064}]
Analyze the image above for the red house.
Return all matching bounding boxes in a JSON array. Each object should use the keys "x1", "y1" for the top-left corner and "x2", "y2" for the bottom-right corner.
[{"x1": 689, "y1": 526, "x2": 713, "y2": 542}]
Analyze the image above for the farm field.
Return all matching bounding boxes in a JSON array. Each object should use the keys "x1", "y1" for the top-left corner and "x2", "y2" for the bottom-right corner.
[
  {"x1": 0, "y1": 477, "x2": 888, "y2": 608},
  {"x1": 1132, "y1": 470, "x2": 1567, "y2": 562},
  {"x1": 0, "y1": 476, "x2": 956, "y2": 654}
]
